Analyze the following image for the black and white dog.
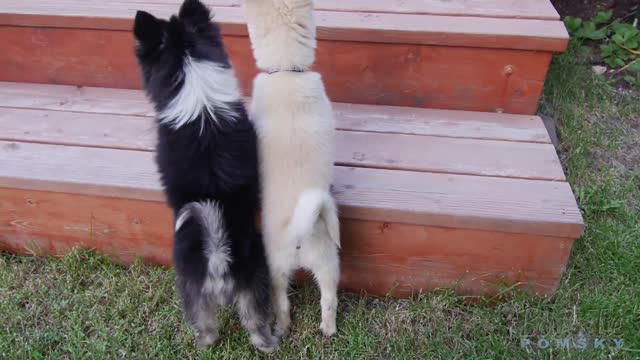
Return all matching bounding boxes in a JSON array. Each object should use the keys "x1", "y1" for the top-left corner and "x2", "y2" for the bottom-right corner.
[{"x1": 132, "y1": 0, "x2": 277, "y2": 352}]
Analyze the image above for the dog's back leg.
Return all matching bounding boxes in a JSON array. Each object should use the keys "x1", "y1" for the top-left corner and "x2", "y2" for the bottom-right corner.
[
  {"x1": 271, "y1": 263, "x2": 294, "y2": 338},
  {"x1": 176, "y1": 277, "x2": 220, "y2": 347},
  {"x1": 174, "y1": 212, "x2": 219, "y2": 347},
  {"x1": 302, "y1": 222, "x2": 340, "y2": 337},
  {"x1": 236, "y1": 287, "x2": 278, "y2": 352},
  {"x1": 174, "y1": 201, "x2": 229, "y2": 348}
]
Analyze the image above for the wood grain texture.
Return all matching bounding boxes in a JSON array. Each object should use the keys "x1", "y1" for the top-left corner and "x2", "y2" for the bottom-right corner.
[
  {"x1": 0, "y1": 187, "x2": 173, "y2": 265},
  {"x1": 0, "y1": 1, "x2": 568, "y2": 50},
  {"x1": 335, "y1": 132, "x2": 564, "y2": 180},
  {"x1": 0, "y1": 188, "x2": 575, "y2": 297},
  {"x1": 0, "y1": 27, "x2": 555, "y2": 114},
  {"x1": 0, "y1": 107, "x2": 563, "y2": 180},
  {"x1": 333, "y1": 104, "x2": 552, "y2": 143},
  {"x1": 76, "y1": 0, "x2": 561, "y2": 20},
  {"x1": 0, "y1": 106, "x2": 551, "y2": 146},
  {"x1": 0, "y1": 82, "x2": 552, "y2": 143},
  {"x1": 311, "y1": 0, "x2": 560, "y2": 19},
  {"x1": 0, "y1": 141, "x2": 583, "y2": 237},
  {"x1": 0, "y1": 108, "x2": 157, "y2": 150}
]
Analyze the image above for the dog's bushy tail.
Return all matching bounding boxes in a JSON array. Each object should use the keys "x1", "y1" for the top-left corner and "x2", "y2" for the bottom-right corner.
[
  {"x1": 175, "y1": 201, "x2": 231, "y2": 283},
  {"x1": 287, "y1": 189, "x2": 340, "y2": 248},
  {"x1": 173, "y1": 201, "x2": 231, "y2": 346}
]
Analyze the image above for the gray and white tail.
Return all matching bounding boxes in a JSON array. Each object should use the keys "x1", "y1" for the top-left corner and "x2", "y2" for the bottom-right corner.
[
  {"x1": 287, "y1": 189, "x2": 340, "y2": 248},
  {"x1": 175, "y1": 201, "x2": 231, "y2": 279}
]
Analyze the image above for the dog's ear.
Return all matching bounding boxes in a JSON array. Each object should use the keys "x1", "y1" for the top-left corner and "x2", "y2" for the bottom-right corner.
[
  {"x1": 133, "y1": 10, "x2": 165, "y2": 45},
  {"x1": 179, "y1": 0, "x2": 211, "y2": 25}
]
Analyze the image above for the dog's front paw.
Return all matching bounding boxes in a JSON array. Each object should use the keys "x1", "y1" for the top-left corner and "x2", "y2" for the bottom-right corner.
[{"x1": 319, "y1": 321, "x2": 336, "y2": 337}]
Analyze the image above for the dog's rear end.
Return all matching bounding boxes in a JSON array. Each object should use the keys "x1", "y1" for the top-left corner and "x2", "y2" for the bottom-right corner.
[{"x1": 245, "y1": 0, "x2": 341, "y2": 338}]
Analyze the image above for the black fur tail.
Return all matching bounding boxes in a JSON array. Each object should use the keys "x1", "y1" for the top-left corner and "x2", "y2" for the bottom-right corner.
[
  {"x1": 173, "y1": 201, "x2": 231, "y2": 346},
  {"x1": 174, "y1": 201, "x2": 231, "y2": 292}
]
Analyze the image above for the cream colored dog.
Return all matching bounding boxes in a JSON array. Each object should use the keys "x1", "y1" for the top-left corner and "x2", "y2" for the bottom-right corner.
[{"x1": 245, "y1": 0, "x2": 341, "y2": 338}]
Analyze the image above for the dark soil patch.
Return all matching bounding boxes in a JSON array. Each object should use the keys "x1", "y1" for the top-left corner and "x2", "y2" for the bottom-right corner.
[
  {"x1": 551, "y1": 1, "x2": 640, "y2": 92},
  {"x1": 551, "y1": 0, "x2": 639, "y2": 19}
]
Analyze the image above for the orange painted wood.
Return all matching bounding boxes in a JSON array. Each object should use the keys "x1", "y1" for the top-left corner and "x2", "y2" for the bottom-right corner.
[
  {"x1": 0, "y1": 107, "x2": 563, "y2": 180},
  {"x1": 78, "y1": 0, "x2": 560, "y2": 20},
  {"x1": 340, "y1": 219, "x2": 574, "y2": 296},
  {"x1": 0, "y1": 83, "x2": 553, "y2": 143},
  {"x1": 0, "y1": 141, "x2": 583, "y2": 237},
  {"x1": 0, "y1": 188, "x2": 174, "y2": 266},
  {"x1": 0, "y1": 187, "x2": 574, "y2": 296},
  {"x1": 0, "y1": 1, "x2": 568, "y2": 51},
  {"x1": 0, "y1": 26, "x2": 555, "y2": 114}
]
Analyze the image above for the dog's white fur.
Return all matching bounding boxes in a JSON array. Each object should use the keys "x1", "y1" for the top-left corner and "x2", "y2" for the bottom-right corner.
[
  {"x1": 252, "y1": 71, "x2": 340, "y2": 338},
  {"x1": 159, "y1": 57, "x2": 241, "y2": 129},
  {"x1": 245, "y1": 0, "x2": 340, "y2": 338},
  {"x1": 244, "y1": 0, "x2": 316, "y2": 72}
]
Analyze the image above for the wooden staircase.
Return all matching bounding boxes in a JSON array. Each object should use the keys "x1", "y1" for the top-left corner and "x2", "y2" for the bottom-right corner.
[{"x1": 0, "y1": 0, "x2": 582, "y2": 297}]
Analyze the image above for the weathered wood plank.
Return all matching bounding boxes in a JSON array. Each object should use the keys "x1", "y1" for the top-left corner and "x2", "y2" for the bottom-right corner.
[
  {"x1": 0, "y1": 82, "x2": 551, "y2": 143},
  {"x1": 0, "y1": 187, "x2": 575, "y2": 297},
  {"x1": 0, "y1": 26, "x2": 555, "y2": 114},
  {"x1": 0, "y1": 141, "x2": 583, "y2": 237},
  {"x1": 76, "y1": 0, "x2": 561, "y2": 20},
  {"x1": 0, "y1": 108, "x2": 157, "y2": 150},
  {"x1": 0, "y1": 82, "x2": 152, "y2": 116},
  {"x1": 335, "y1": 131, "x2": 563, "y2": 180},
  {"x1": 311, "y1": 0, "x2": 560, "y2": 19},
  {"x1": 0, "y1": 1, "x2": 568, "y2": 51},
  {"x1": 0, "y1": 107, "x2": 562, "y2": 180},
  {"x1": 333, "y1": 104, "x2": 551, "y2": 143}
]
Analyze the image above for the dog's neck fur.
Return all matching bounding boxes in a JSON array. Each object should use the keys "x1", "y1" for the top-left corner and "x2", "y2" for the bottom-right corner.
[
  {"x1": 159, "y1": 56, "x2": 242, "y2": 130},
  {"x1": 244, "y1": 0, "x2": 316, "y2": 72}
]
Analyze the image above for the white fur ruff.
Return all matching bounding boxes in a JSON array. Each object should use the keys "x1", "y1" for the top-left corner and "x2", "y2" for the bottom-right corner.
[{"x1": 159, "y1": 57, "x2": 242, "y2": 129}]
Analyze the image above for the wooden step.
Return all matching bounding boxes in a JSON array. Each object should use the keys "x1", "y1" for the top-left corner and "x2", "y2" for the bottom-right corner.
[
  {"x1": 0, "y1": 82, "x2": 583, "y2": 297},
  {"x1": 0, "y1": 0, "x2": 568, "y2": 114}
]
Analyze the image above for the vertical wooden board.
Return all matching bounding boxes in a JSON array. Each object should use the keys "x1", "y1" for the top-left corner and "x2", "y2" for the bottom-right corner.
[
  {"x1": 0, "y1": 26, "x2": 552, "y2": 114},
  {"x1": 1, "y1": 188, "x2": 575, "y2": 297},
  {"x1": 0, "y1": 27, "x2": 139, "y2": 89},
  {"x1": 339, "y1": 219, "x2": 574, "y2": 296},
  {"x1": 317, "y1": 42, "x2": 552, "y2": 114},
  {"x1": 0, "y1": 188, "x2": 173, "y2": 265}
]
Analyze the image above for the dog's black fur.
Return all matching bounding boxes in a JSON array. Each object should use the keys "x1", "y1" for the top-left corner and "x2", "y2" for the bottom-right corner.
[{"x1": 133, "y1": 0, "x2": 276, "y2": 352}]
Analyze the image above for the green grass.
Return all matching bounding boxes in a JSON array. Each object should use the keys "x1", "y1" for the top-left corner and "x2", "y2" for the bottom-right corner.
[{"x1": 2, "y1": 42, "x2": 639, "y2": 358}]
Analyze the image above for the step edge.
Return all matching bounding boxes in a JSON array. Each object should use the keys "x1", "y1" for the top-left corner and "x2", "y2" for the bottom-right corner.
[
  {"x1": 0, "y1": 81, "x2": 554, "y2": 144},
  {"x1": 0, "y1": 168, "x2": 584, "y2": 239},
  {"x1": 0, "y1": 8, "x2": 569, "y2": 51}
]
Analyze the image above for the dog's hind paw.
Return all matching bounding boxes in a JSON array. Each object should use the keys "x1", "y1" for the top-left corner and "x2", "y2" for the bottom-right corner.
[
  {"x1": 274, "y1": 323, "x2": 291, "y2": 339},
  {"x1": 196, "y1": 331, "x2": 219, "y2": 348},
  {"x1": 252, "y1": 334, "x2": 279, "y2": 353},
  {"x1": 319, "y1": 321, "x2": 336, "y2": 338}
]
